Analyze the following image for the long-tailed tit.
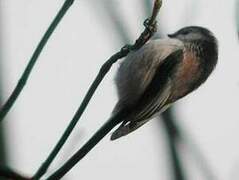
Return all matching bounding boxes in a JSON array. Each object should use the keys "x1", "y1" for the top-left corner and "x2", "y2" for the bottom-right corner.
[{"x1": 111, "y1": 26, "x2": 218, "y2": 140}]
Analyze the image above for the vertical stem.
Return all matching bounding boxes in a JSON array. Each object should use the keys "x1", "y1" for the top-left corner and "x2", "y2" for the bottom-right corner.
[
  {"x1": 161, "y1": 108, "x2": 187, "y2": 180},
  {"x1": 0, "y1": 0, "x2": 75, "y2": 122},
  {"x1": 0, "y1": 124, "x2": 6, "y2": 166},
  {"x1": 167, "y1": 137, "x2": 186, "y2": 180}
]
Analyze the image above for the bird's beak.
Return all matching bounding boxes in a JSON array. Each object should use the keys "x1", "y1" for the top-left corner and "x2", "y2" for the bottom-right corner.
[{"x1": 168, "y1": 33, "x2": 176, "y2": 38}]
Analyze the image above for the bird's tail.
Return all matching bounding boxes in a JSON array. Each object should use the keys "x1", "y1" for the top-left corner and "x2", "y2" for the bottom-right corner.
[
  {"x1": 110, "y1": 119, "x2": 148, "y2": 140},
  {"x1": 90, "y1": 109, "x2": 128, "y2": 142}
]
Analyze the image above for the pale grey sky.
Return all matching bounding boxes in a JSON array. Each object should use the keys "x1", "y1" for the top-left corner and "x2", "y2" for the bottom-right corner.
[{"x1": 1, "y1": 0, "x2": 239, "y2": 179}]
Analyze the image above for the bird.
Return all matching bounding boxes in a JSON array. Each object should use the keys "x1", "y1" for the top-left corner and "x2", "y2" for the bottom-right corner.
[{"x1": 110, "y1": 26, "x2": 218, "y2": 140}]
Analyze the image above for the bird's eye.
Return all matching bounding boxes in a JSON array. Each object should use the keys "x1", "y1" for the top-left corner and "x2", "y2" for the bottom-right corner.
[{"x1": 181, "y1": 31, "x2": 189, "y2": 35}]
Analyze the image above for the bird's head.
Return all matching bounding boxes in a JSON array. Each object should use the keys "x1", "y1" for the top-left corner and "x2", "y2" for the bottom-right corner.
[
  {"x1": 168, "y1": 26, "x2": 217, "y2": 44},
  {"x1": 168, "y1": 26, "x2": 218, "y2": 63}
]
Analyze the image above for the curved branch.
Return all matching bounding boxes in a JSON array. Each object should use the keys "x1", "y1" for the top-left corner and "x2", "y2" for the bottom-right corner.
[
  {"x1": 0, "y1": 166, "x2": 30, "y2": 180},
  {"x1": 160, "y1": 109, "x2": 186, "y2": 180},
  {"x1": 0, "y1": 0, "x2": 75, "y2": 122}
]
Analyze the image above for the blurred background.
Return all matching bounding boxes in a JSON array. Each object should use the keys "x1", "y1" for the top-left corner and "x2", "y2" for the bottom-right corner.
[{"x1": 1, "y1": 0, "x2": 239, "y2": 179}]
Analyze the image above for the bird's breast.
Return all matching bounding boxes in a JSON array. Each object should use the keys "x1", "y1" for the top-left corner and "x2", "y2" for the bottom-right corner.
[{"x1": 169, "y1": 50, "x2": 201, "y2": 102}]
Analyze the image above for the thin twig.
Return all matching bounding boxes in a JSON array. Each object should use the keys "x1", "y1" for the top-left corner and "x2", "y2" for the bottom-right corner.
[
  {"x1": 0, "y1": 0, "x2": 75, "y2": 122},
  {"x1": 167, "y1": 139, "x2": 186, "y2": 180},
  {"x1": 180, "y1": 127, "x2": 218, "y2": 180},
  {"x1": 160, "y1": 109, "x2": 218, "y2": 180},
  {"x1": 0, "y1": 166, "x2": 30, "y2": 180},
  {"x1": 160, "y1": 109, "x2": 187, "y2": 180},
  {"x1": 44, "y1": 1, "x2": 162, "y2": 179}
]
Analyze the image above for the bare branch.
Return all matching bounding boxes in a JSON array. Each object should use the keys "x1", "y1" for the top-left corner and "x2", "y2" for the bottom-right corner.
[
  {"x1": 0, "y1": 0, "x2": 75, "y2": 122},
  {"x1": 0, "y1": 166, "x2": 30, "y2": 180}
]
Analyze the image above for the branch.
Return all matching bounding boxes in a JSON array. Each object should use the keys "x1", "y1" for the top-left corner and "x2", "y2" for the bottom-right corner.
[
  {"x1": 181, "y1": 128, "x2": 218, "y2": 180},
  {"x1": 0, "y1": 0, "x2": 75, "y2": 122},
  {"x1": 167, "y1": 142, "x2": 186, "y2": 180},
  {"x1": 43, "y1": 1, "x2": 162, "y2": 179},
  {"x1": 160, "y1": 109, "x2": 218, "y2": 180},
  {"x1": 0, "y1": 166, "x2": 30, "y2": 180},
  {"x1": 160, "y1": 109, "x2": 186, "y2": 180}
]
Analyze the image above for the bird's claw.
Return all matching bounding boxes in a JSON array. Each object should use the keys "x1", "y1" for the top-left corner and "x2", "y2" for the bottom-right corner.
[
  {"x1": 121, "y1": 44, "x2": 132, "y2": 52},
  {"x1": 143, "y1": 18, "x2": 157, "y2": 34}
]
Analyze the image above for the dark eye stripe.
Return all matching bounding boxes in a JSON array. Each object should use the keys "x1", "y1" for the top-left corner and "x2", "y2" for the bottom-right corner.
[{"x1": 182, "y1": 31, "x2": 189, "y2": 35}]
